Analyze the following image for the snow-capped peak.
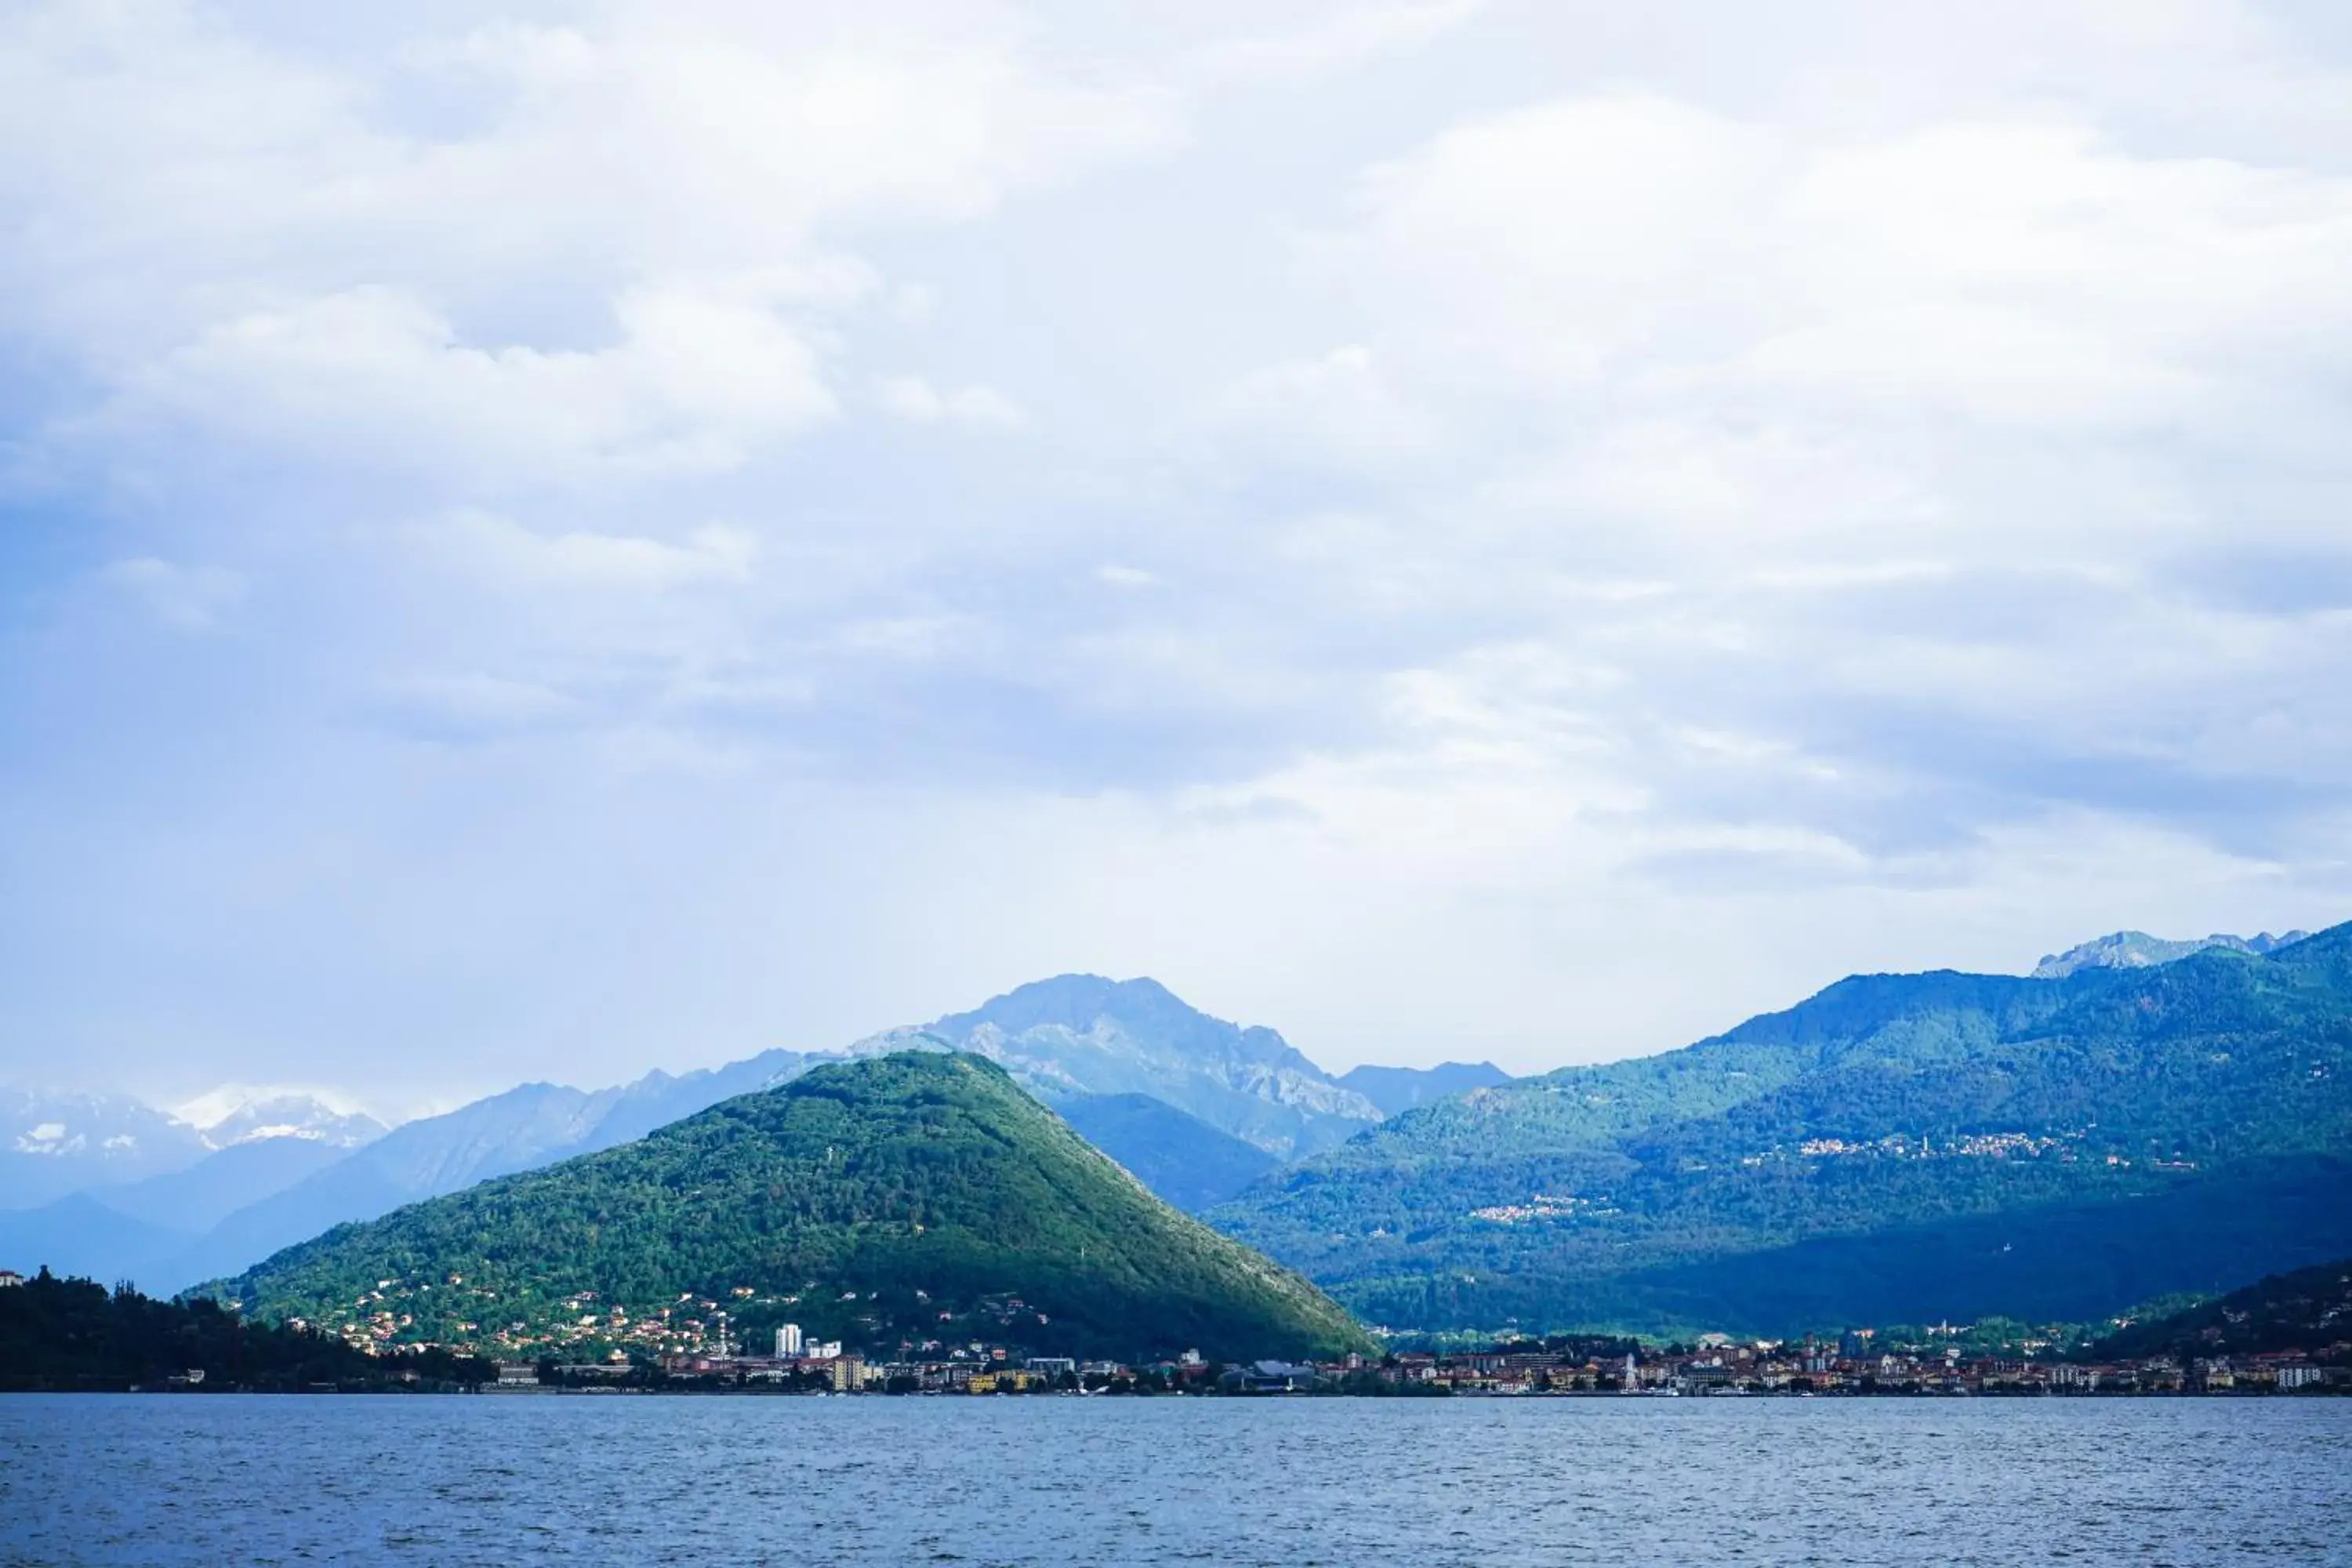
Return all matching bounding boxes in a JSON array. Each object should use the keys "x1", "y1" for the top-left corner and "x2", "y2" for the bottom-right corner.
[{"x1": 172, "y1": 1086, "x2": 388, "y2": 1149}]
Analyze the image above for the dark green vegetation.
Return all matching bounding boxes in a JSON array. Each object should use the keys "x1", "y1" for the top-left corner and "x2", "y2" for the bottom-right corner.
[
  {"x1": 1212, "y1": 924, "x2": 2352, "y2": 1336},
  {"x1": 2089, "y1": 1257, "x2": 2352, "y2": 1363},
  {"x1": 0, "y1": 1270, "x2": 492, "y2": 1392},
  {"x1": 213, "y1": 1054, "x2": 1370, "y2": 1363},
  {"x1": 1054, "y1": 1094, "x2": 1279, "y2": 1212}
]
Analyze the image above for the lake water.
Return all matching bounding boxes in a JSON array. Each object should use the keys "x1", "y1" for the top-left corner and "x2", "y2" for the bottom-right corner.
[{"x1": 3, "y1": 1395, "x2": 2348, "y2": 1566}]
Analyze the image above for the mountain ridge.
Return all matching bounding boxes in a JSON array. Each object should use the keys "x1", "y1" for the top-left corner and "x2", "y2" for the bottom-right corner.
[{"x1": 2031, "y1": 927, "x2": 2312, "y2": 980}]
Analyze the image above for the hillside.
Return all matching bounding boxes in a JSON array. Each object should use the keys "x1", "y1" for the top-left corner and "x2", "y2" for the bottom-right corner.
[
  {"x1": 212, "y1": 1054, "x2": 1369, "y2": 1363},
  {"x1": 2089, "y1": 1258, "x2": 2352, "y2": 1363},
  {"x1": 1211, "y1": 925, "x2": 2352, "y2": 1335}
]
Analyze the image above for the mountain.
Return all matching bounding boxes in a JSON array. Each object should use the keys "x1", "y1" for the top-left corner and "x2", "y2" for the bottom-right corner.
[
  {"x1": 1210, "y1": 924, "x2": 2352, "y2": 1336},
  {"x1": 142, "y1": 1052, "x2": 833, "y2": 1294},
  {"x1": 134, "y1": 975, "x2": 1370, "y2": 1292},
  {"x1": 92, "y1": 1136, "x2": 365, "y2": 1238},
  {"x1": 1, "y1": 1090, "x2": 212, "y2": 1210},
  {"x1": 542, "y1": 1049, "x2": 822, "y2": 1157},
  {"x1": 2089, "y1": 1256, "x2": 2352, "y2": 1363},
  {"x1": 1054, "y1": 1094, "x2": 1281, "y2": 1212},
  {"x1": 0, "y1": 1193, "x2": 193, "y2": 1287},
  {"x1": 0, "y1": 1141, "x2": 369, "y2": 1290},
  {"x1": 175, "y1": 1088, "x2": 387, "y2": 1150},
  {"x1": 211, "y1": 1054, "x2": 1370, "y2": 1363},
  {"x1": 1338, "y1": 1061, "x2": 1514, "y2": 1116},
  {"x1": 851, "y1": 975, "x2": 1381, "y2": 1158},
  {"x1": 154, "y1": 1081, "x2": 633, "y2": 1293},
  {"x1": 2033, "y1": 929, "x2": 2310, "y2": 980},
  {"x1": 96, "y1": 978, "x2": 1367, "y2": 1292}
]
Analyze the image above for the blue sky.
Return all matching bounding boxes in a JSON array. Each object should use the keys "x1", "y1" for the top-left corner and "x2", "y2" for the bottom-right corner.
[{"x1": 3, "y1": 0, "x2": 2350, "y2": 1114}]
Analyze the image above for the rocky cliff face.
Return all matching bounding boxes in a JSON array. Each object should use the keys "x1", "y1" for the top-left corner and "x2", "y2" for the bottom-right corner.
[
  {"x1": 847, "y1": 975, "x2": 1382, "y2": 1157},
  {"x1": 2032, "y1": 929, "x2": 2310, "y2": 979}
]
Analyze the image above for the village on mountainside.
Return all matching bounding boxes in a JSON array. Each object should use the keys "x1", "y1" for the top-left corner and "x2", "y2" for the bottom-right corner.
[
  {"x1": 489, "y1": 1330, "x2": 2350, "y2": 1397},
  {"x1": 448, "y1": 1301, "x2": 2347, "y2": 1398}
]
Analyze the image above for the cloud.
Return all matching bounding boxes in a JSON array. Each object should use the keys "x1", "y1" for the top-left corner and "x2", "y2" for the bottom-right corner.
[
  {"x1": 4, "y1": 0, "x2": 2352, "y2": 1102},
  {"x1": 413, "y1": 512, "x2": 756, "y2": 593},
  {"x1": 0, "y1": 0, "x2": 1176, "y2": 494},
  {"x1": 873, "y1": 375, "x2": 1025, "y2": 426},
  {"x1": 1186, "y1": 0, "x2": 1484, "y2": 82},
  {"x1": 100, "y1": 557, "x2": 246, "y2": 630},
  {"x1": 107, "y1": 282, "x2": 838, "y2": 486}
]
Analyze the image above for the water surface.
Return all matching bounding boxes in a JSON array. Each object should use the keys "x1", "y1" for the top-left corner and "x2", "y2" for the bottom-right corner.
[{"x1": 4, "y1": 1395, "x2": 2347, "y2": 1566}]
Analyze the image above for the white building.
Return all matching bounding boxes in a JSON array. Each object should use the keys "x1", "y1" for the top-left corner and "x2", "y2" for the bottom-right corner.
[{"x1": 775, "y1": 1323, "x2": 803, "y2": 1358}]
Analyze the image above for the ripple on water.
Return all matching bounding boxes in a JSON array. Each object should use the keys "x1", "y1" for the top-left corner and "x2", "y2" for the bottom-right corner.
[{"x1": 2, "y1": 1396, "x2": 2349, "y2": 1566}]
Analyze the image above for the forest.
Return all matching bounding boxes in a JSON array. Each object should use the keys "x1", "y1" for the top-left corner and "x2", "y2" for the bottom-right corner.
[{"x1": 0, "y1": 1269, "x2": 494, "y2": 1392}]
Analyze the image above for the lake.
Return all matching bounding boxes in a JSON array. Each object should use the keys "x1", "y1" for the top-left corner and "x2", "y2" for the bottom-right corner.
[{"x1": 3, "y1": 1395, "x2": 2347, "y2": 1566}]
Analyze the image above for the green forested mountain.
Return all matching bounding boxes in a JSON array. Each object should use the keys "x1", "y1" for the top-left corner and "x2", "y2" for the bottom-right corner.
[
  {"x1": 2089, "y1": 1256, "x2": 2352, "y2": 1362},
  {"x1": 1210, "y1": 924, "x2": 2352, "y2": 1335},
  {"x1": 210, "y1": 1054, "x2": 1368, "y2": 1363}
]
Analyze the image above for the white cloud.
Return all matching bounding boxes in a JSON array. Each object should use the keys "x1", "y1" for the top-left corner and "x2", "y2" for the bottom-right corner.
[
  {"x1": 100, "y1": 557, "x2": 246, "y2": 630},
  {"x1": 873, "y1": 374, "x2": 1025, "y2": 426},
  {"x1": 414, "y1": 512, "x2": 757, "y2": 593},
  {"x1": 1186, "y1": 0, "x2": 1484, "y2": 83},
  {"x1": 0, "y1": 0, "x2": 1175, "y2": 493},
  {"x1": 110, "y1": 282, "x2": 837, "y2": 485},
  {"x1": 5, "y1": 0, "x2": 2352, "y2": 1099}
]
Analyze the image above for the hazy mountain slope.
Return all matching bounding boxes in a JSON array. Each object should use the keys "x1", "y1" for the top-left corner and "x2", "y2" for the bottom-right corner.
[
  {"x1": 549, "y1": 1049, "x2": 821, "y2": 1157},
  {"x1": 1213, "y1": 927, "x2": 2352, "y2": 1334},
  {"x1": 0, "y1": 1193, "x2": 191, "y2": 1287},
  {"x1": 1338, "y1": 1062, "x2": 1513, "y2": 1116},
  {"x1": 214, "y1": 1054, "x2": 1370, "y2": 1363},
  {"x1": 92, "y1": 1136, "x2": 362, "y2": 1238},
  {"x1": 854, "y1": 975, "x2": 1381, "y2": 1157},
  {"x1": 1055, "y1": 1093, "x2": 1281, "y2": 1212},
  {"x1": 154, "y1": 1082, "x2": 623, "y2": 1292}
]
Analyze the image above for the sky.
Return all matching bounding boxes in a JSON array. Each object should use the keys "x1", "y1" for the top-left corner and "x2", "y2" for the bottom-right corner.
[{"x1": 2, "y1": 0, "x2": 2350, "y2": 1116}]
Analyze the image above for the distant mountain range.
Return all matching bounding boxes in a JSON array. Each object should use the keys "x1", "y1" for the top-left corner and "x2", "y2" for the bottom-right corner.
[
  {"x1": 845, "y1": 975, "x2": 1383, "y2": 1157},
  {"x1": 1338, "y1": 1061, "x2": 1513, "y2": 1116},
  {"x1": 7, "y1": 922, "x2": 2343, "y2": 1339},
  {"x1": 1, "y1": 977, "x2": 1406, "y2": 1292},
  {"x1": 1, "y1": 1088, "x2": 382, "y2": 1214},
  {"x1": 216, "y1": 1054, "x2": 1370, "y2": 1363},
  {"x1": 1214, "y1": 924, "x2": 2352, "y2": 1335},
  {"x1": 2032, "y1": 929, "x2": 2311, "y2": 979}
]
